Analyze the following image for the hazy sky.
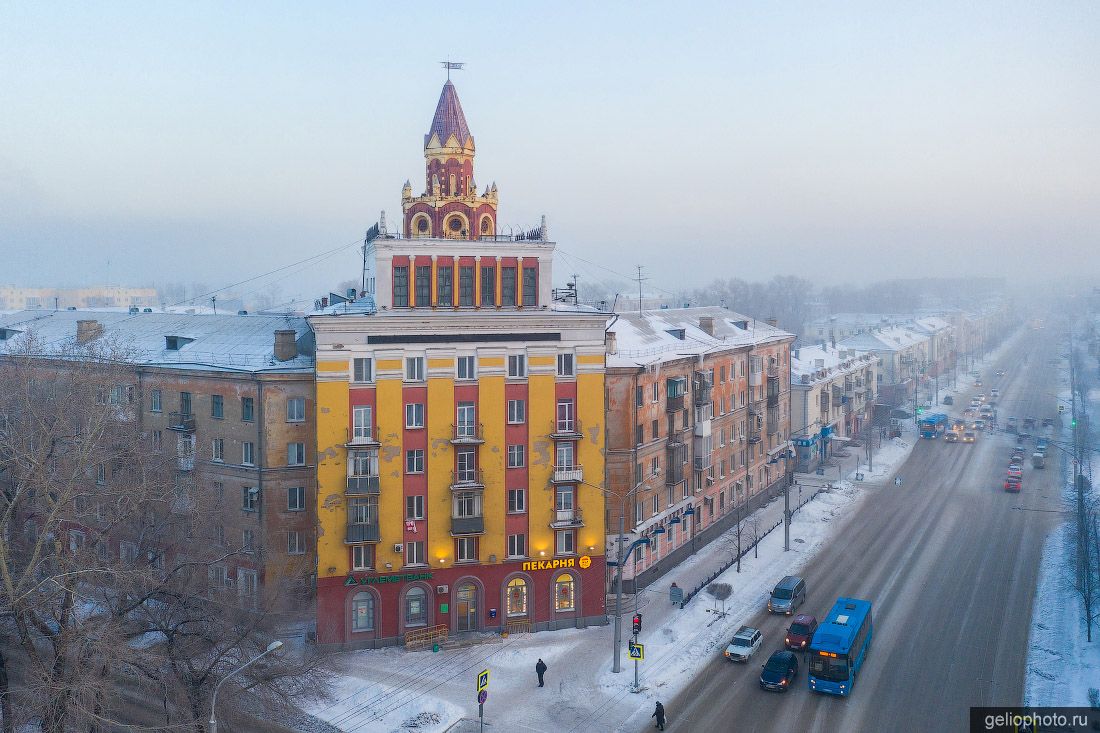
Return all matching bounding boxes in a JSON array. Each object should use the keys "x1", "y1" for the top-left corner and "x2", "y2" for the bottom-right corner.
[{"x1": 2, "y1": 2, "x2": 1098, "y2": 307}]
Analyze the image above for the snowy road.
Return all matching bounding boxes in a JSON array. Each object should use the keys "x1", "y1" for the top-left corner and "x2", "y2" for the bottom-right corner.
[{"x1": 663, "y1": 331, "x2": 1065, "y2": 732}]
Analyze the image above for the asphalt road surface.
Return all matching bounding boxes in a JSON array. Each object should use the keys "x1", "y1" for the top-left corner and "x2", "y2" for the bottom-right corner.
[{"x1": 663, "y1": 330, "x2": 1066, "y2": 732}]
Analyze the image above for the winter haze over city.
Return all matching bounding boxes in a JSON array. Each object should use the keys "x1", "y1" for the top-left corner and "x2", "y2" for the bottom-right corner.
[{"x1": 1, "y1": 3, "x2": 1099, "y2": 732}]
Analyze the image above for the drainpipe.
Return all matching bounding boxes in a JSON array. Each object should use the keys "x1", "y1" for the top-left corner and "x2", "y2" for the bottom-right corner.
[{"x1": 254, "y1": 374, "x2": 265, "y2": 583}]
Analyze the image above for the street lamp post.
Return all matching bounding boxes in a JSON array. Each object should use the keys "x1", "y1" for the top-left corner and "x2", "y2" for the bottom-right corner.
[{"x1": 209, "y1": 640, "x2": 283, "y2": 733}]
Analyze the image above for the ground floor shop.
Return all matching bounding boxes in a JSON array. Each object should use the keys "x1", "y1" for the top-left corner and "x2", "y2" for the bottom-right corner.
[{"x1": 316, "y1": 554, "x2": 607, "y2": 648}]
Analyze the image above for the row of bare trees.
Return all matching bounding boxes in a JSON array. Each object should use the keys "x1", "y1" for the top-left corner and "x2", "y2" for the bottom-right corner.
[{"x1": 0, "y1": 335, "x2": 334, "y2": 732}]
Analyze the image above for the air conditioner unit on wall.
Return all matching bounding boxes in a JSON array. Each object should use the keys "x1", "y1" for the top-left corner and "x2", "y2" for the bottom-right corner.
[
  {"x1": 436, "y1": 585, "x2": 449, "y2": 594},
  {"x1": 393, "y1": 543, "x2": 403, "y2": 553}
]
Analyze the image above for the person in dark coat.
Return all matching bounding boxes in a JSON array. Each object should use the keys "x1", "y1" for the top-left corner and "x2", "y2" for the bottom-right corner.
[
  {"x1": 535, "y1": 658, "x2": 547, "y2": 687},
  {"x1": 652, "y1": 701, "x2": 666, "y2": 730}
]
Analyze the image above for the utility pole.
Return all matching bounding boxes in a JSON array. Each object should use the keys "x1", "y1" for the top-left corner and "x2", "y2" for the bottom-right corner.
[{"x1": 634, "y1": 265, "x2": 647, "y2": 315}]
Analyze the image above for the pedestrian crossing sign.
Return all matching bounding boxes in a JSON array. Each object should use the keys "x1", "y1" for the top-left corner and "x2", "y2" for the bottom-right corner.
[
  {"x1": 628, "y1": 642, "x2": 644, "y2": 661},
  {"x1": 477, "y1": 668, "x2": 490, "y2": 692}
]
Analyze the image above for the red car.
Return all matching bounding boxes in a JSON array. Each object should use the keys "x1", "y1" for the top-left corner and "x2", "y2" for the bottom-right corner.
[
  {"x1": 784, "y1": 614, "x2": 818, "y2": 650},
  {"x1": 1004, "y1": 476, "x2": 1022, "y2": 492}
]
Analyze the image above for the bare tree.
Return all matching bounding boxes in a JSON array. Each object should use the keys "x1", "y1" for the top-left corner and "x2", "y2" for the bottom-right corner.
[{"x1": 749, "y1": 512, "x2": 762, "y2": 560}]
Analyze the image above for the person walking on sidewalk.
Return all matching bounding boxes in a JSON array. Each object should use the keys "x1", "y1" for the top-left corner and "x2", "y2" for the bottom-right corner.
[
  {"x1": 652, "y1": 701, "x2": 666, "y2": 730},
  {"x1": 535, "y1": 658, "x2": 547, "y2": 687}
]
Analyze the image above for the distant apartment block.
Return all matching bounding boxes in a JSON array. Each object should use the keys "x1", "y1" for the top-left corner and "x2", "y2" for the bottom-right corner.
[{"x1": 0, "y1": 285, "x2": 159, "y2": 311}]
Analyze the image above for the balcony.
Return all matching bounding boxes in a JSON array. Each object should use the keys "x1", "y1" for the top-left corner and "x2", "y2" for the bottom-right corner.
[
  {"x1": 552, "y1": 465, "x2": 584, "y2": 484},
  {"x1": 693, "y1": 374, "x2": 712, "y2": 405},
  {"x1": 345, "y1": 521, "x2": 380, "y2": 544},
  {"x1": 550, "y1": 420, "x2": 584, "y2": 440},
  {"x1": 549, "y1": 508, "x2": 584, "y2": 529},
  {"x1": 450, "y1": 470, "x2": 485, "y2": 490},
  {"x1": 177, "y1": 454, "x2": 195, "y2": 472},
  {"x1": 766, "y1": 394, "x2": 779, "y2": 408},
  {"x1": 748, "y1": 370, "x2": 763, "y2": 387},
  {"x1": 747, "y1": 432, "x2": 762, "y2": 445},
  {"x1": 346, "y1": 426, "x2": 380, "y2": 447},
  {"x1": 693, "y1": 455, "x2": 712, "y2": 472},
  {"x1": 451, "y1": 423, "x2": 485, "y2": 445},
  {"x1": 167, "y1": 412, "x2": 195, "y2": 432},
  {"x1": 767, "y1": 364, "x2": 779, "y2": 378},
  {"x1": 666, "y1": 394, "x2": 685, "y2": 412},
  {"x1": 346, "y1": 475, "x2": 381, "y2": 495},
  {"x1": 451, "y1": 516, "x2": 485, "y2": 535},
  {"x1": 665, "y1": 464, "x2": 685, "y2": 486}
]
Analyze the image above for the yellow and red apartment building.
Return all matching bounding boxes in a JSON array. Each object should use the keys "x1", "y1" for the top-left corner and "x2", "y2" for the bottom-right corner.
[
  {"x1": 605, "y1": 309, "x2": 794, "y2": 592},
  {"x1": 311, "y1": 81, "x2": 608, "y2": 648}
]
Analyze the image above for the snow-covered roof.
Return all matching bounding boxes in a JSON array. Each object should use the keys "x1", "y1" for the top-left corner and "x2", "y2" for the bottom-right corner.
[
  {"x1": 838, "y1": 324, "x2": 927, "y2": 353},
  {"x1": 0, "y1": 309, "x2": 314, "y2": 373},
  {"x1": 606, "y1": 306, "x2": 793, "y2": 368},
  {"x1": 791, "y1": 344, "x2": 876, "y2": 387},
  {"x1": 910, "y1": 316, "x2": 951, "y2": 334}
]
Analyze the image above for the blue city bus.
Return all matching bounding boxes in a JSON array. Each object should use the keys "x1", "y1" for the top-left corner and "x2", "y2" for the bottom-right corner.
[
  {"x1": 918, "y1": 413, "x2": 948, "y2": 439},
  {"x1": 808, "y1": 597, "x2": 873, "y2": 696}
]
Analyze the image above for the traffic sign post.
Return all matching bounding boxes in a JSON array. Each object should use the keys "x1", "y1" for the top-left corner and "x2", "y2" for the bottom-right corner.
[
  {"x1": 477, "y1": 668, "x2": 490, "y2": 732},
  {"x1": 628, "y1": 642, "x2": 644, "y2": 660}
]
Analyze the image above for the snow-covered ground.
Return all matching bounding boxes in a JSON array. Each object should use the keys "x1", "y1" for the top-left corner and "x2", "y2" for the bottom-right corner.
[
  {"x1": 1025, "y1": 377, "x2": 1100, "y2": 707},
  {"x1": 303, "y1": 434, "x2": 918, "y2": 733}
]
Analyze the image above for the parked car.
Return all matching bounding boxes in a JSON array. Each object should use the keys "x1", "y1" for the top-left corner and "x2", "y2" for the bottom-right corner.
[
  {"x1": 784, "y1": 614, "x2": 818, "y2": 650},
  {"x1": 1032, "y1": 453, "x2": 1046, "y2": 469},
  {"x1": 1004, "y1": 476, "x2": 1022, "y2": 492},
  {"x1": 724, "y1": 626, "x2": 763, "y2": 662},
  {"x1": 963, "y1": 431, "x2": 976, "y2": 443},
  {"x1": 942, "y1": 395, "x2": 954, "y2": 405},
  {"x1": 759, "y1": 650, "x2": 799, "y2": 692},
  {"x1": 768, "y1": 576, "x2": 807, "y2": 615},
  {"x1": 1006, "y1": 417, "x2": 1018, "y2": 434}
]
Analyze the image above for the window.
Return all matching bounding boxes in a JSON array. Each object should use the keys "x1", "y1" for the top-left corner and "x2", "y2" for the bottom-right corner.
[
  {"x1": 651, "y1": 456, "x2": 660, "y2": 476},
  {"x1": 180, "y1": 391, "x2": 192, "y2": 416},
  {"x1": 456, "y1": 450, "x2": 477, "y2": 482},
  {"x1": 352, "y1": 546, "x2": 374, "y2": 572},
  {"x1": 507, "y1": 354, "x2": 527, "y2": 378},
  {"x1": 288, "y1": 531, "x2": 305, "y2": 555},
  {"x1": 501, "y1": 267, "x2": 517, "y2": 306},
  {"x1": 242, "y1": 442, "x2": 254, "y2": 466},
  {"x1": 406, "y1": 495, "x2": 425, "y2": 520},
  {"x1": 152, "y1": 430, "x2": 162, "y2": 452},
  {"x1": 405, "y1": 403, "x2": 425, "y2": 428},
  {"x1": 557, "y1": 400, "x2": 575, "y2": 432},
  {"x1": 349, "y1": 449, "x2": 378, "y2": 477},
  {"x1": 68, "y1": 530, "x2": 85, "y2": 553},
  {"x1": 214, "y1": 522, "x2": 225, "y2": 545},
  {"x1": 635, "y1": 386, "x2": 643, "y2": 408},
  {"x1": 150, "y1": 389, "x2": 162, "y2": 413},
  {"x1": 480, "y1": 265, "x2": 496, "y2": 306},
  {"x1": 287, "y1": 397, "x2": 305, "y2": 422},
  {"x1": 652, "y1": 418, "x2": 659, "y2": 440},
  {"x1": 459, "y1": 266, "x2": 475, "y2": 306},
  {"x1": 211, "y1": 394, "x2": 224, "y2": 419},
  {"x1": 556, "y1": 441, "x2": 575, "y2": 469},
  {"x1": 242, "y1": 487, "x2": 258, "y2": 512},
  {"x1": 554, "y1": 572, "x2": 575, "y2": 611},
  {"x1": 415, "y1": 265, "x2": 431, "y2": 304},
  {"x1": 557, "y1": 353, "x2": 575, "y2": 377},
  {"x1": 405, "y1": 449, "x2": 424, "y2": 474},
  {"x1": 456, "y1": 402, "x2": 476, "y2": 437},
  {"x1": 238, "y1": 569, "x2": 258, "y2": 598},
  {"x1": 353, "y1": 406, "x2": 372, "y2": 439},
  {"x1": 652, "y1": 383, "x2": 659, "y2": 403},
  {"x1": 437, "y1": 266, "x2": 453, "y2": 305},
  {"x1": 522, "y1": 266, "x2": 537, "y2": 306},
  {"x1": 456, "y1": 536, "x2": 478, "y2": 563},
  {"x1": 393, "y1": 265, "x2": 410, "y2": 307},
  {"x1": 405, "y1": 356, "x2": 425, "y2": 382},
  {"x1": 351, "y1": 591, "x2": 375, "y2": 631},
  {"x1": 556, "y1": 530, "x2": 575, "y2": 556},
  {"x1": 507, "y1": 535, "x2": 527, "y2": 561},
  {"x1": 287, "y1": 442, "x2": 305, "y2": 466},
  {"x1": 555, "y1": 486, "x2": 574, "y2": 513},
  {"x1": 242, "y1": 529, "x2": 255, "y2": 551},
  {"x1": 353, "y1": 357, "x2": 373, "y2": 383},
  {"x1": 405, "y1": 541, "x2": 426, "y2": 567},
  {"x1": 652, "y1": 494, "x2": 659, "y2": 516},
  {"x1": 634, "y1": 462, "x2": 643, "y2": 485},
  {"x1": 508, "y1": 488, "x2": 526, "y2": 514},
  {"x1": 507, "y1": 444, "x2": 525, "y2": 468},
  {"x1": 456, "y1": 355, "x2": 476, "y2": 380},
  {"x1": 211, "y1": 438, "x2": 224, "y2": 462},
  {"x1": 404, "y1": 586, "x2": 428, "y2": 626},
  {"x1": 242, "y1": 397, "x2": 254, "y2": 422},
  {"x1": 453, "y1": 491, "x2": 481, "y2": 519},
  {"x1": 348, "y1": 496, "x2": 377, "y2": 524},
  {"x1": 288, "y1": 486, "x2": 305, "y2": 511},
  {"x1": 635, "y1": 425, "x2": 644, "y2": 445},
  {"x1": 507, "y1": 399, "x2": 526, "y2": 424},
  {"x1": 506, "y1": 576, "x2": 528, "y2": 614}
]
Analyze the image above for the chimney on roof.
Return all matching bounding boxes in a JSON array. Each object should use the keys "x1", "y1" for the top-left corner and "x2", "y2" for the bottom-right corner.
[
  {"x1": 766, "y1": 317, "x2": 778, "y2": 327},
  {"x1": 76, "y1": 320, "x2": 102, "y2": 343},
  {"x1": 698, "y1": 315, "x2": 715, "y2": 336},
  {"x1": 605, "y1": 331, "x2": 618, "y2": 355},
  {"x1": 274, "y1": 330, "x2": 298, "y2": 362}
]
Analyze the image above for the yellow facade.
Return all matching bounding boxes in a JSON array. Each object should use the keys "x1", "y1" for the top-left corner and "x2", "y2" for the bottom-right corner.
[{"x1": 316, "y1": 379, "x2": 349, "y2": 577}]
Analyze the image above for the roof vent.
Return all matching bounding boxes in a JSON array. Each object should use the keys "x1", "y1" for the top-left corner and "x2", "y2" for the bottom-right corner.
[
  {"x1": 76, "y1": 320, "x2": 102, "y2": 343},
  {"x1": 165, "y1": 336, "x2": 194, "y2": 351},
  {"x1": 274, "y1": 329, "x2": 298, "y2": 362}
]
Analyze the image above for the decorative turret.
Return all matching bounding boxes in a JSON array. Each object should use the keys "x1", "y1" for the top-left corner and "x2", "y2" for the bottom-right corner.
[{"x1": 402, "y1": 80, "x2": 498, "y2": 240}]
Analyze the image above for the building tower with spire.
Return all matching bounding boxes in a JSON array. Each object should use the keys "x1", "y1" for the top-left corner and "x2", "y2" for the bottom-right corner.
[{"x1": 402, "y1": 81, "x2": 498, "y2": 240}]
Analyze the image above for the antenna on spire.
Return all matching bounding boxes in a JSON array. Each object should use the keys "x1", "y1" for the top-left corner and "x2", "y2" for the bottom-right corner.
[
  {"x1": 635, "y1": 265, "x2": 649, "y2": 316},
  {"x1": 441, "y1": 60, "x2": 465, "y2": 81}
]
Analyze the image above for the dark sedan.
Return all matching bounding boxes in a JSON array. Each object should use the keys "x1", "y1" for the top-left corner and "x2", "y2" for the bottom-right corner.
[{"x1": 759, "y1": 650, "x2": 799, "y2": 692}]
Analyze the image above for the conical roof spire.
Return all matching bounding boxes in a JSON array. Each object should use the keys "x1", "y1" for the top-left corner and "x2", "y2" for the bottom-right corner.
[{"x1": 426, "y1": 80, "x2": 472, "y2": 148}]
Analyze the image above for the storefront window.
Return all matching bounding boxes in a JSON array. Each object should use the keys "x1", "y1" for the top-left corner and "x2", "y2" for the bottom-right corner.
[
  {"x1": 405, "y1": 586, "x2": 427, "y2": 627},
  {"x1": 554, "y1": 572, "x2": 575, "y2": 612},
  {"x1": 351, "y1": 592, "x2": 374, "y2": 632},
  {"x1": 506, "y1": 577, "x2": 528, "y2": 617}
]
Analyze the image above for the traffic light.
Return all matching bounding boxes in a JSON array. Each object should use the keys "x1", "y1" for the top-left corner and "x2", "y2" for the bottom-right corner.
[
  {"x1": 632, "y1": 614, "x2": 642, "y2": 635},
  {"x1": 1072, "y1": 418, "x2": 1077, "y2": 427},
  {"x1": 915, "y1": 406, "x2": 924, "y2": 415}
]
